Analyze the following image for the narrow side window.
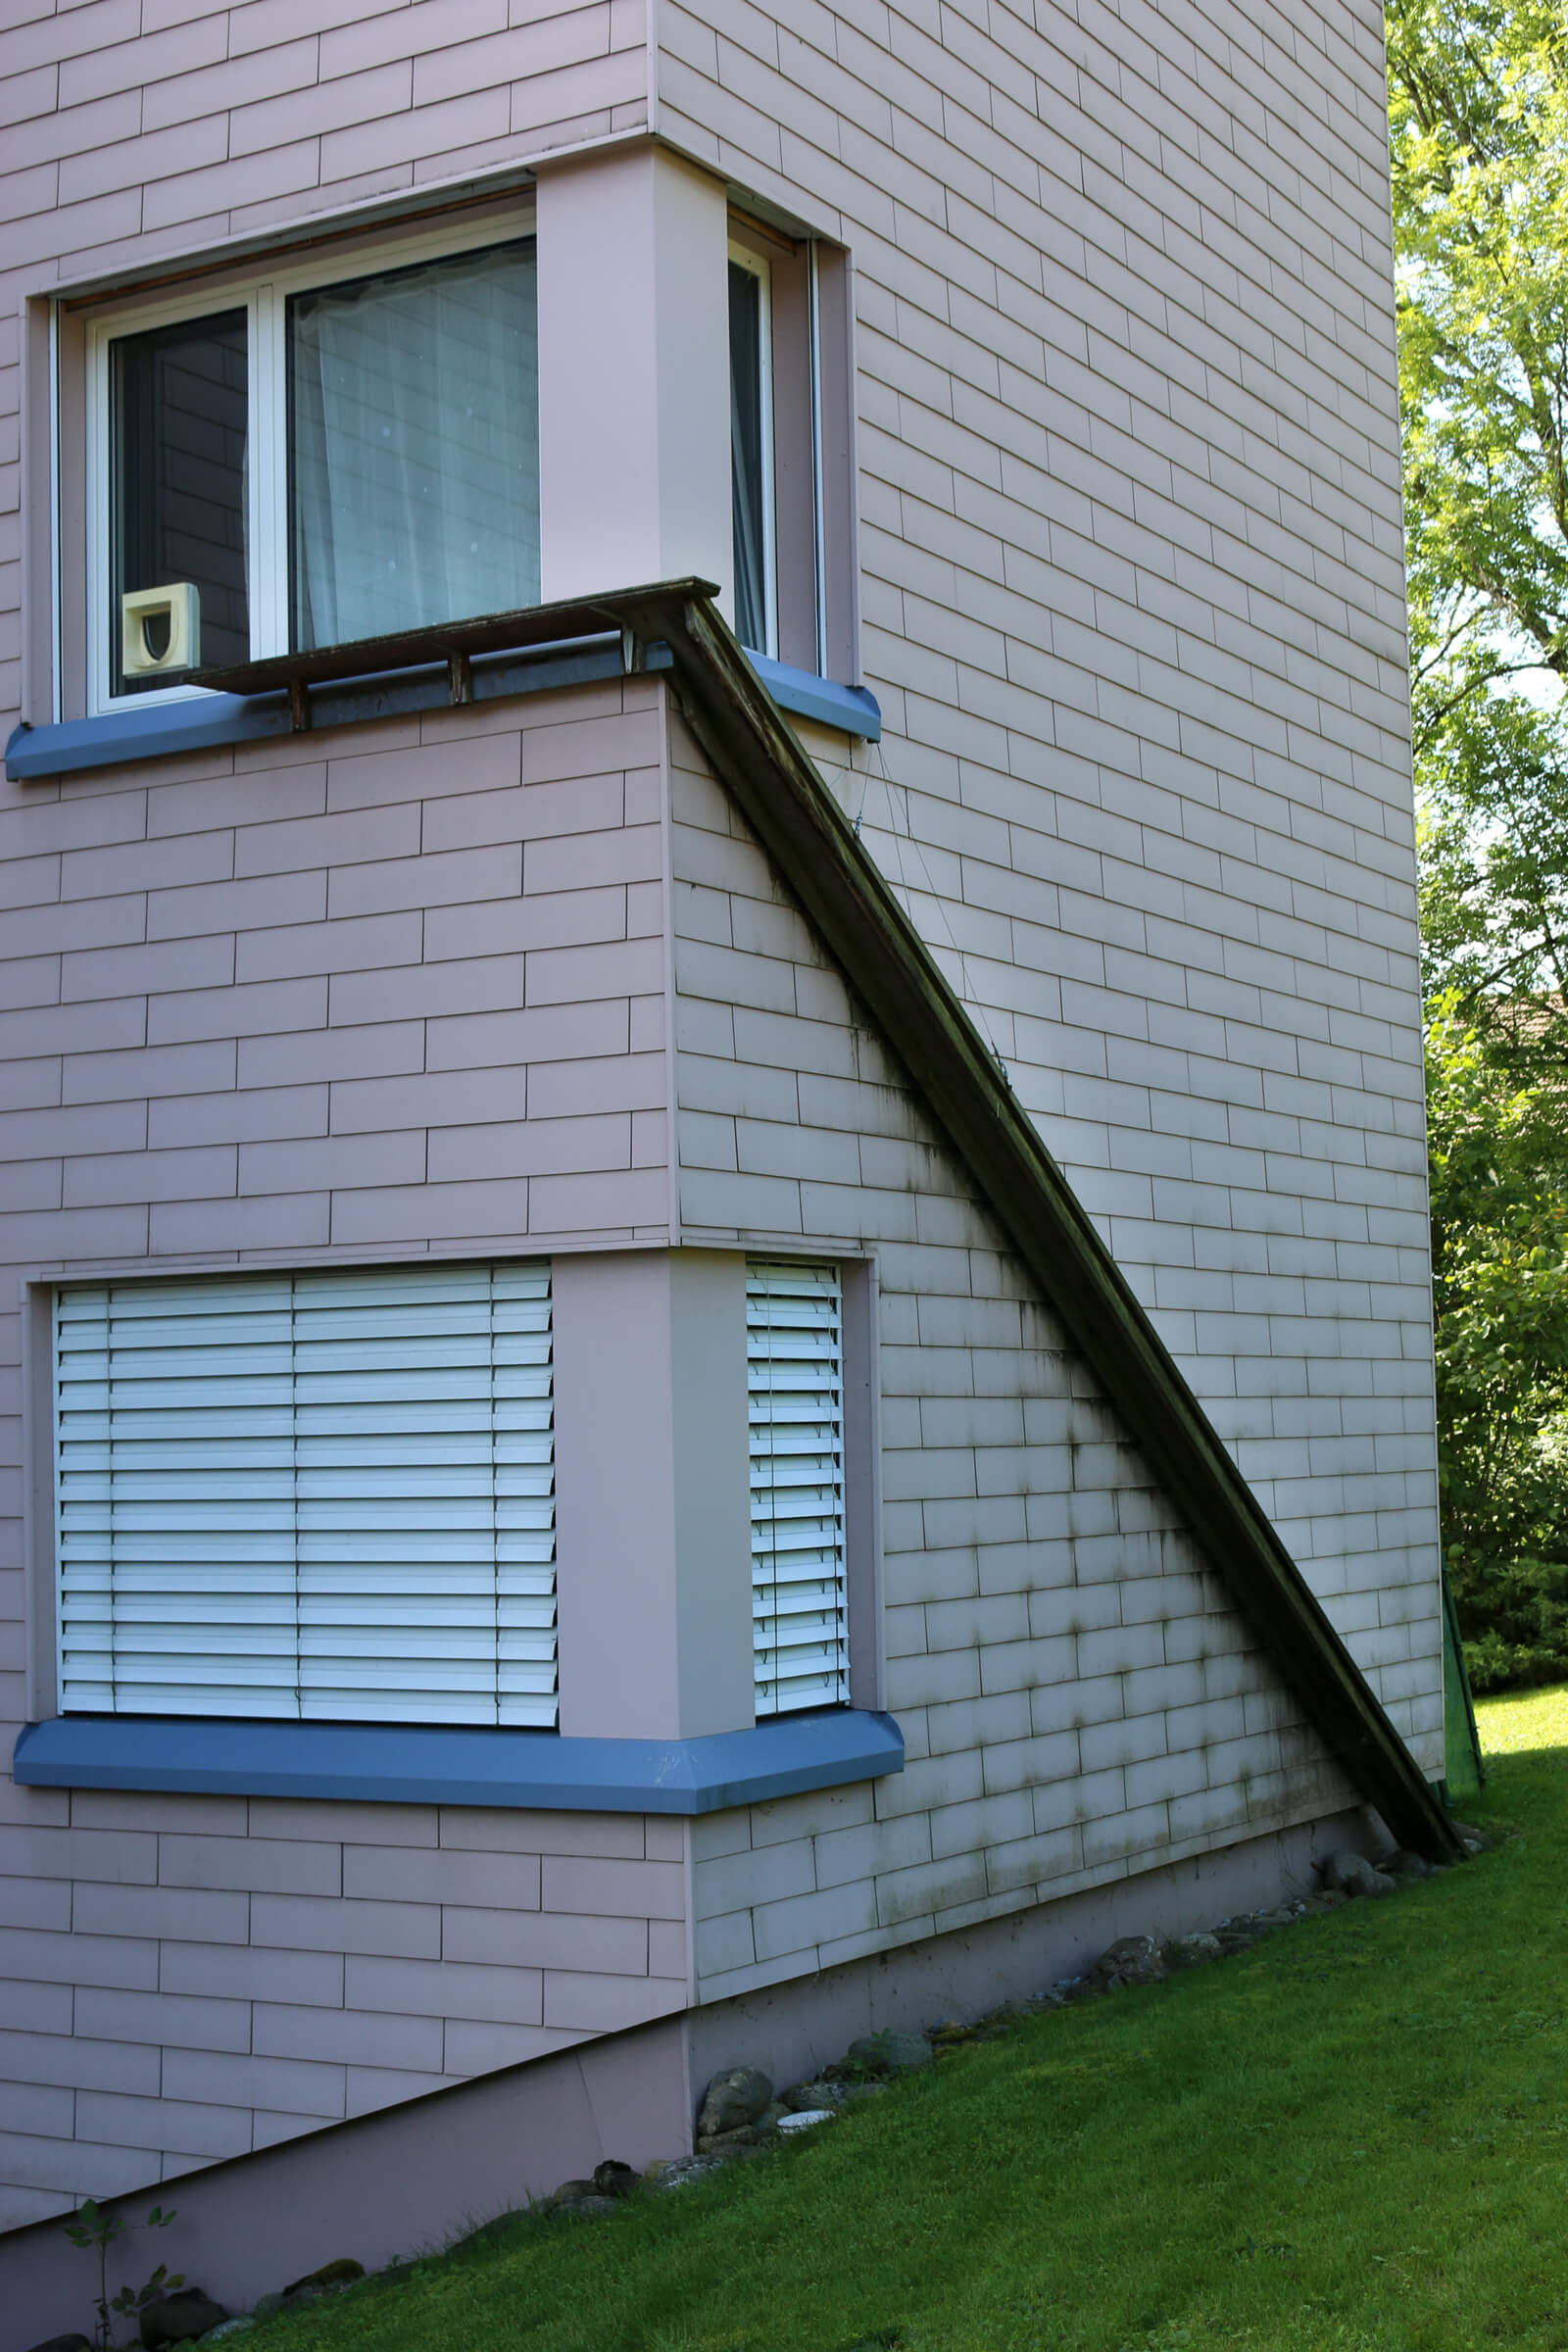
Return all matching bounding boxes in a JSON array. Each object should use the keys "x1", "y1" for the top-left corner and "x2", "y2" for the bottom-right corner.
[
  {"x1": 728, "y1": 248, "x2": 775, "y2": 659},
  {"x1": 727, "y1": 215, "x2": 858, "y2": 682},
  {"x1": 746, "y1": 1259, "x2": 848, "y2": 1715}
]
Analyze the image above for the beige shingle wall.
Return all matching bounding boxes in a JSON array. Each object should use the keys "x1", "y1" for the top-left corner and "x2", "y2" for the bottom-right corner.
[
  {"x1": 658, "y1": 0, "x2": 1443, "y2": 1773},
  {"x1": 666, "y1": 709, "x2": 1356, "y2": 2000}
]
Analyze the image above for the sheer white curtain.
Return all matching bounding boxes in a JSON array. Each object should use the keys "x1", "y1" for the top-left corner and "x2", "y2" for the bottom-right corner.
[{"x1": 290, "y1": 241, "x2": 540, "y2": 650}]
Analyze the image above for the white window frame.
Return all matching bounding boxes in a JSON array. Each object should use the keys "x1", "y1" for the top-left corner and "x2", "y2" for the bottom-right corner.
[
  {"x1": 82, "y1": 204, "x2": 538, "y2": 718},
  {"x1": 727, "y1": 236, "x2": 778, "y2": 662}
]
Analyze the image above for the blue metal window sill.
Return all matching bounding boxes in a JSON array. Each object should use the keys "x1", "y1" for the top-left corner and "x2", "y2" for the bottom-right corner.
[
  {"x1": 12, "y1": 1708, "x2": 904, "y2": 1814},
  {"x1": 745, "y1": 654, "x2": 881, "y2": 741},
  {"x1": 3, "y1": 645, "x2": 878, "y2": 783}
]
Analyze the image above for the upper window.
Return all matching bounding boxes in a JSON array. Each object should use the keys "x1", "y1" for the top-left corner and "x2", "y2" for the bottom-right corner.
[
  {"x1": 87, "y1": 225, "x2": 539, "y2": 711},
  {"x1": 53, "y1": 1261, "x2": 557, "y2": 1727}
]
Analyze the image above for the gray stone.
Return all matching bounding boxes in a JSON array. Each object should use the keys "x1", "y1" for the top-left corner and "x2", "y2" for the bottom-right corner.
[
  {"x1": 279, "y1": 2258, "x2": 364, "y2": 2302},
  {"x1": 140, "y1": 2289, "x2": 228, "y2": 2347},
  {"x1": 841, "y1": 2030, "x2": 933, "y2": 2078},
  {"x1": 696, "y1": 2064, "x2": 773, "y2": 2137},
  {"x1": 697, "y1": 2120, "x2": 776, "y2": 2155},
  {"x1": 838, "y1": 2081, "x2": 891, "y2": 2104},
  {"x1": 450, "y1": 2211, "x2": 528, "y2": 2257},
  {"x1": 1162, "y1": 1932, "x2": 1222, "y2": 1970},
  {"x1": 24, "y1": 2336, "x2": 93, "y2": 2352},
  {"x1": 250, "y1": 2299, "x2": 284, "y2": 2322},
  {"x1": 592, "y1": 2159, "x2": 638, "y2": 2199},
  {"x1": 1384, "y1": 1849, "x2": 1435, "y2": 1880},
  {"x1": 781, "y1": 2078, "x2": 846, "y2": 2112},
  {"x1": 1093, "y1": 1935, "x2": 1165, "y2": 1986},
  {"x1": 1322, "y1": 1850, "x2": 1397, "y2": 1898},
  {"x1": 645, "y1": 2155, "x2": 726, "y2": 2190},
  {"x1": 553, "y1": 2194, "x2": 619, "y2": 2218},
  {"x1": 549, "y1": 2179, "x2": 597, "y2": 2205},
  {"x1": 199, "y1": 2325, "x2": 254, "y2": 2343},
  {"x1": 1450, "y1": 1820, "x2": 1493, "y2": 1853}
]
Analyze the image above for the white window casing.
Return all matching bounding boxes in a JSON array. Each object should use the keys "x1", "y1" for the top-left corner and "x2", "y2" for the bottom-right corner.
[
  {"x1": 53, "y1": 1261, "x2": 556, "y2": 1727},
  {"x1": 747, "y1": 1259, "x2": 849, "y2": 1715}
]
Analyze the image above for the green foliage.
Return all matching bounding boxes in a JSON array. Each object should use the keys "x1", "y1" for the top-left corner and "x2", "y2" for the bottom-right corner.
[
  {"x1": 1426, "y1": 1006, "x2": 1568, "y2": 1687},
  {"x1": 1391, "y1": 0, "x2": 1568, "y2": 1043},
  {"x1": 240, "y1": 1703, "x2": 1565, "y2": 2350},
  {"x1": 1392, "y1": 2, "x2": 1568, "y2": 1682},
  {"x1": 64, "y1": 2198, "x2": 181, "y2": 2350}
]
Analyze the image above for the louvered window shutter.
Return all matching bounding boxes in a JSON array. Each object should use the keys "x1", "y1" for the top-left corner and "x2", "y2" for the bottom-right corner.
[
  {"x1": 747, "y1": 1259, "x2": 848, "y2": 1716},
  {"x1": 54, "y1": 1262, "x2": 556, "y2": 1727}
]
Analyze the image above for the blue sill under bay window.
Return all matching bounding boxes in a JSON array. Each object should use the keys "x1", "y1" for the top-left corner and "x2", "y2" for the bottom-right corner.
[{"x1": 12, "y1": 1709, "x2": 905, "y2": 1814}]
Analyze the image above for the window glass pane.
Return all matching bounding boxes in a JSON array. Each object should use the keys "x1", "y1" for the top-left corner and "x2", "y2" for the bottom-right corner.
[
  {"x1": 730, "y1": 262, "x2": 768, "y2": 654},
  {"x1": 110, "y1": 310, "x2": 249, "y2": 695},
  {"x1": 289, "y1": 240, "x2": 540, "y2": 650}
]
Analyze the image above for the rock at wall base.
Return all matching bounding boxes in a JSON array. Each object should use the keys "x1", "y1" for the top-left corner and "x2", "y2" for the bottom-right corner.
[
  {"x1": 1162, "y1": 1932, "x2": 1222, "y2": 1971},
  {"x1": 781, "y1": 2078, "x2": 848, "y2": 2111},
  {"x1": 646, "y1": 2155, "x2": 727, "y2": 2190},
  {"x1": 696, "y1": 2065, "x2": 773, "y2": 2137},
  {"x1": 1093, "y1": 1936, "x2": 1165, "y2": 1987},
  {"x1": 140, "y1": 2289, "x2": 228, "y2": 2347},
  {"x1": 1322, "y1": 1850, "x2": 1397, "y2": 1898},
  {"x1": 840, "y1": 2031, "x2": 933, "y2": 2079},
  {"x1": 278, "y1": 2259, "x2": 364, "y2": 2304}
]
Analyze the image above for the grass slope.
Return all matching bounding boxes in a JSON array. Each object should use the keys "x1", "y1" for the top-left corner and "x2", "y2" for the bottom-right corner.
[{"x1": 250, "y1": 1690, "x2": 1565, "y2": 2352}]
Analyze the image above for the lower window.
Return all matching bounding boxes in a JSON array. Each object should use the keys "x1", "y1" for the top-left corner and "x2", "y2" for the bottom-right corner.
[
  {"x1": 53, "y1": 1262, "x2": 557, "y2": 1727},
  {"x1": 747, "y1": 1260, "x2": 849, "y2": 1715}
]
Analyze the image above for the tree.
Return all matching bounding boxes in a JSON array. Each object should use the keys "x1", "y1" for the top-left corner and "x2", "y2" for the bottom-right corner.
[
  {"x1": 1426, "y1": 1005, "x2": 1568, "y2": 1687},
  {"x1": 1391, "y1": 4, "x2": 1568, "y2": 1681},
  {"x1": 1390, "y1": 0, "x2": 1568, "y2": 1067}
]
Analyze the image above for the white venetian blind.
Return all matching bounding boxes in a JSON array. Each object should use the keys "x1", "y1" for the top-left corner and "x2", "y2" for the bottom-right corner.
[
  {"x1": 53, "y1": 1262, "x2": 556, "y2": 1726},
  {"x1": 747, "y1": 1259, "x2": 849, "y2": 1716}
]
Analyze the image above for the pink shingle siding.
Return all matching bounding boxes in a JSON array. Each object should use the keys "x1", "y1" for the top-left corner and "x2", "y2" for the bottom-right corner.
[
  {"x1": 663, "y1": 707, "x2": 1355, "y2": 2000},
  {"x1": 659, "y1": 0, "x2": 1443, "y2": 1774},
  {"x1": 0, "y1": 684, "x2": 683, "y2": 2227}
]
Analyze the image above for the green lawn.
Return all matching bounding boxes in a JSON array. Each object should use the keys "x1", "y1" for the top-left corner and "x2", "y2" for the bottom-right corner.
[{"x1": 248, "y1": 1688, "x2": 1567, "y2": 2352}]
